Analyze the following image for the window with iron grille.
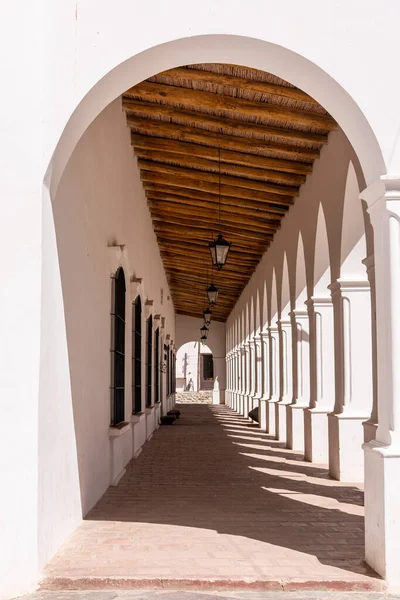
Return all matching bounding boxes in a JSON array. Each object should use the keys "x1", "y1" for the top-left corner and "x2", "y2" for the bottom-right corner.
[
  {"x1": 132, "y1": 296, "x2": 142, "y2": 414},
  {"x1": 146, "y1": 315, "x2": 153, "y2": 408},
  {"x1": 166, "y1": 344, "x2": 170, "y2": 395},
  {"x1": 154, "y1": 328, "x2": 160, "y2": 403},
  {"x1": 110, "y1": 268, "x2": 126, "y2": 426}
]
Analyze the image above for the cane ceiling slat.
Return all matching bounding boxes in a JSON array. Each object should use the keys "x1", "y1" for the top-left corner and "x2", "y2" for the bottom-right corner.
[{"x1": 123, "y1": 64, "x2": 336, "y2": 322}]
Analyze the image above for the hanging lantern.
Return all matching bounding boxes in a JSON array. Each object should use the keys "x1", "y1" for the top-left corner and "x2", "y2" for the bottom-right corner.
[
  {"x1": 200, "y1": 324, "x2": 209, "y2": 339},
  {"x1": 200, "y1": 334, "x2": 207, "y2": 345},
  {"x1": 206, "y1": 283, "x2": 219, "y2": 306},
  {"x1": 203, "y1": 307, "x2": 212, "y2": 326},
  {"x1": 209, "y1": 234, "x2": 231, "y2": 270}
]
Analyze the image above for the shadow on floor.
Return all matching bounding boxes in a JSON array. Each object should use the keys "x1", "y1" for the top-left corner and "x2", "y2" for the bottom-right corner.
[{"x1": 82, "y1": 404, "x2": 374, "y2": 580}]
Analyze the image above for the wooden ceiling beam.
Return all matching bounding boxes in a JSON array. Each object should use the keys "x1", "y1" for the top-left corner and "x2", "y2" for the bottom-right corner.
[
  {"x1": 147, "y1": 197, "x2": 282, "y2": 224},
  {"x1": 131, "y1": 135, "x2": 313, "y2": 175},
  {"x1": 150, "y1": 207, "x2": 278, "y2": 234},
  {"x1": 124, "y1": 100, "x2": 327, "y2": 147},
  {"x1": 160, "y1": 246, "x2": 259, "y2": 267},
  {"x1": 161, "y1": 256, "x2": 255, "y2": 276},
  {"x1": 124, "y1": 82, "x2": 337, "y2": 131},
  {"x1": 156, "y1": 235, "x2": 268, "y2": 257},
  {"x1": 156, "y1": 66, "x2": 320, "y2": 106},
  {"x1": 138, "y1": 160, "x2": 299, "y2": 197},
  {"x1": 141, "y1": 173, "x2": 293, "y2": 206},
  {"x1": 129, "y1": 118, "x2": 317, "y2": 162},
  {"x1": 135, "y1": 148, "x2": 306, "y2": 186},
  {"x1": 145, "y1": 187, "x2": 287, "y2": 216},
  {"x1": 176, "y1": 311, "x2": 226, "y2": 323},
  {"x1": 154, "y1": 222, "x2": 273, "y2": 244}
]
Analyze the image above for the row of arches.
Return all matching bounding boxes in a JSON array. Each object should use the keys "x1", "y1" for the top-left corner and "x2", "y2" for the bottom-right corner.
[{"x1": 226, "y1": 129, "x2": 375, "y2": 482}]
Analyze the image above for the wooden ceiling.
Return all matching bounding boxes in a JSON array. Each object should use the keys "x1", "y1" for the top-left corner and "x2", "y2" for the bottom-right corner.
[{"x1": 122, "y1": 64, "x2": 336, "y2": 321}]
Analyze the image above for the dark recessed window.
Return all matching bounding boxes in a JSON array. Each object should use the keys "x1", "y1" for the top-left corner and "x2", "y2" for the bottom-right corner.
[
  {"x1": 146, "y1": 315, "x2": 153, "y2": 408},
  {"x1": 111, "y1": 268, "x2": 126, "y2": 426},
  {"x1": 154, "y1": 328, "x2": 160, "y2": 403},
  {"x1": 132, "y1": 296, "x2": 142, "y2": 414}
]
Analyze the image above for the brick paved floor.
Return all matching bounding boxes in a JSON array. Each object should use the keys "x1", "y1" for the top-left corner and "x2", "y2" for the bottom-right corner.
[{"x1": 43, "y1": 405, "x2": 382, "y2": 590}]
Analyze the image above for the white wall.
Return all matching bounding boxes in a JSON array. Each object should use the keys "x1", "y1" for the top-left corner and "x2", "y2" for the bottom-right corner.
[{"x1": 38, "y1": 98, "x2": 175, "y2": 574}]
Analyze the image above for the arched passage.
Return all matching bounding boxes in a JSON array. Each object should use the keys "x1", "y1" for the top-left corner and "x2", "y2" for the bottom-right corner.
[{"x1": 3, "y1": 27, "x2": 397, "y2": 600}]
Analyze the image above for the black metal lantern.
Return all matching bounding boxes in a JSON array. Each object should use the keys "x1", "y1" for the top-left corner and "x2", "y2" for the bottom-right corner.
[
  {"x1": 200, "y1": 324, "x2": 209, "y2": 339},
  {"x1": 200, "y1": 334, "x2": 207, "y2": 345},
  {"x1": 209, "y1": 148, "x2": 232, "y2": 269},
  {"x1": 206, "y1": 283, "x2": 219, "y2": 306},
  {"x1": 203, "y1": 307, "x2": 212, "y2": 326},
  {"x1": 209, "y1": 234, "x2": 231, "y2": 270}
]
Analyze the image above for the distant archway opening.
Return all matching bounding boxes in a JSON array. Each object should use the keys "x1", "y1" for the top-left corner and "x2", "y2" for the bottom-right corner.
[{"x1": 176, "y1": 341, "x2": 214, "y2": 396}]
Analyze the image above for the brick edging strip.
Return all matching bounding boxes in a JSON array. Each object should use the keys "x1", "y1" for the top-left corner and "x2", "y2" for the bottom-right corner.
[{"x1": 40, "y1": 576, "x2": 387, "y2": 592}]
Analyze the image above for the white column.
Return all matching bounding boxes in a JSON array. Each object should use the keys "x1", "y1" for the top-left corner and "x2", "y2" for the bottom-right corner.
[
  {"x1": 287, "y1": 310, "x2": 310, "y2": 451},
  {"x1": 275, "y1": 319, "x2": 293, "y2": 443},
  {"x1": 304, "y1": 297, "x2": 335, "y2": 463},
  {"x1": 233, "y1": 348, "x2": 239, "y2": 411},
  {"x1": 259, "y1": 330, "x2": 270, "y2": 431},
  {"x1": 362, "y1": 176, "x2": 400, "y2": 586},
  {"x1": 243, "y1": 341, "x2": 251, "y2": 417},
  {"x1": 249, "y1": 338, "x2": 257, "y2": 411},
  {"x1": 212, "y1": 356, "x2": 226, "y2": 404},
  {"x1": 362, "y1": 254, "x2": 379, "y2": 443},
  {"x1": 267, "y1": 326, "x2": 280, "y2": 436},
  {"x1": 254, "y1": 335, "x2": 263, "y2": 403},
  {"x1": 239, "y1": 344, "x2": 246, "y2": 415},
  {"x1": 328, "y1": 279, "x2": 373, "y2": 481},
  {"x1": 225, "y1": 353, "x2": 231, "y2": 407}
]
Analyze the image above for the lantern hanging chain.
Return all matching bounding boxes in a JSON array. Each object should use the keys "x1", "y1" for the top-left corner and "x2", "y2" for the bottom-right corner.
[{"x1": 218, "y1": 131, "x2": 222, "y2": 233}]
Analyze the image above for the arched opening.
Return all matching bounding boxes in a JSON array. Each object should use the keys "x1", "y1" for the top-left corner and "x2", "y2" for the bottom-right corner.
[
  {"x1": 28, "y1": 34, "x2": 391, "y2": 595},
  {"x1": 176, "y1": 341, "x2": 214, "y2": 403}
]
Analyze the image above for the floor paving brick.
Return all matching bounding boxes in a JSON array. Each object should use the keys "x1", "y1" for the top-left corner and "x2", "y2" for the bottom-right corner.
[{"x1": 42, "y1": 405, "x2": 384, "y2": 591}]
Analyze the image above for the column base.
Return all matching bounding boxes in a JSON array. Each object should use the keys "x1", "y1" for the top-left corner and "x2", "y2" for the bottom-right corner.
[
  {"x1": 364, "y1": 441, "x2": 400, "y2": 586},
  {"x1": 259, "y1": 398, "x2": 268, "y2": 431},
  {"x1": 267, "y1": 399, "x2": 279, "y2": 436},
  {"x1": 304, "y1": 408, "x2": 330, "y2": 463},
  {"x1": 363, "y1": 418, "x2": 378, "y2": 443},
  {"x1": 286, "y1": 404, "x2": 307, "y2": 452},
  {"x1": 242, "y1": 395, "x2": 250, "y2": 418},
  {"x1": 328, "y1": 413, "x2": 366, "y2": 481},
  {"x1": 276, "y1": 402, "x2": 290, "y2": 443}
]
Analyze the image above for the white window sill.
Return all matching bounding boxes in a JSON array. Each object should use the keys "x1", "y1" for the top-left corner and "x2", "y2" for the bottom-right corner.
[{"x1": 109, "y1": 422, "x2": 132, "y2": 438}]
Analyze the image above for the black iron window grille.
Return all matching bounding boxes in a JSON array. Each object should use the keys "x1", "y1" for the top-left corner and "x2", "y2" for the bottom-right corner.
[
  {"x1": 166, "y1": 344, "x2": 170, "y2": 395},
  {"x1": 146, "y1": 315, "x2": 153, "y2": 408},
  {"x1": 132, "y1": 296, "x2": 142, "y2": 414},
  {"x1": 110, "y1": 268, "x2": 126, "y2": 426},
  {"x1": 154, "y1": 328, "x2": 160, "y2": 403}
]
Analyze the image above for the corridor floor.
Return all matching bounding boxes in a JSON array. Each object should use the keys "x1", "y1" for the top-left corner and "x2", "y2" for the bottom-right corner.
[{"x1": 43, "y1": 405, "x2": 383, "y2": 591}]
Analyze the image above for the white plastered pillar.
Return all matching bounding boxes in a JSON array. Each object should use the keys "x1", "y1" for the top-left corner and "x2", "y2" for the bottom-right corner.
[
  {"x1": 239, "y1": 344, "x2": 246, "y2": 415},
  {"x1": 287, "y1": 310, "x2": 310, "y2": 451},
  {"x1": 362, "y1": 176, "x2": 400, "y2": 586},
  {"x1": 304, "y1": 297, "x2": 335, "y2": 463},
  {"x1": 362, "y1": 254, "x2": 379, "y2": 443},
  {"x1": 267, "y1": 326, "x2": 280, "y2": 436},
  {"x1": 233, "y1": 348, "x2": 239, "y2": 411},
  {"x1": 276, "y1": 319, "x2": 293, "y2": 443},
  {"x1": 243, "y1": 341, "x2": 251, "y2": 417},
  {"x1": 259, "y1": 330, "x2": 270, "y2": 431},
  {"x1": 328, "y1": 278, "x2": 373, "y2": 481},
  {"x1": 254, "y1": 334, "x2": 263, "y2": 406},
  {"x1": 249, "y1": 337, "x2": 259, "y2": 411}
]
